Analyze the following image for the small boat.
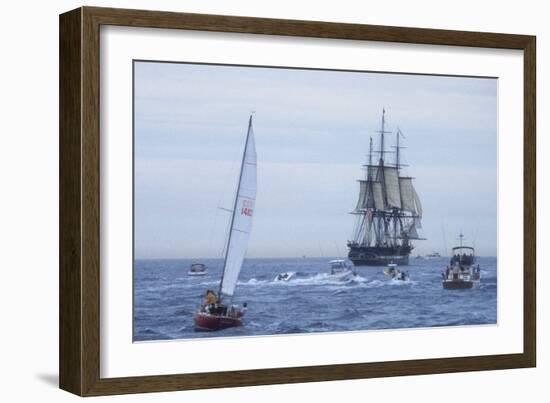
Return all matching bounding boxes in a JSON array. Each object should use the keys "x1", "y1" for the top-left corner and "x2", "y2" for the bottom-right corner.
[
  {"x1": 195, "y1": 303, "x2": 247, "y2": 331},
  {"x1": 384, "y1": 263, "x2": 398, "y2": 277},
  {"x1": 442, "y1": 233, "x2": 481, "y2": 289},
  {"x1": 415, "y1": 255, "x2": 424, "y2": 260},
  {"x1": 385, "y1": 263, "x2": 409, "y2": 281},
  {"x1": 188, "y1": 263, "x2": 207, "y2": 276},
  {"x1": 392, "y1": 270, "x2": 410, "y2": 281},
  {"x1": 425, "y1": 251, "x2": 441, "y2": 259},
  {"x1": 329, "y1": 259, "x2": 357, "y2": 281},
  {"x1": 194, "y1": 115, "x2": 257, "y2": 332},
  {"x1": 275, "y1": 272, "x2": 295, "y2": 281}
]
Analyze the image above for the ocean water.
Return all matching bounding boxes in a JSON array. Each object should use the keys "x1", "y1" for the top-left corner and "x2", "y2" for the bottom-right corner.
[{"x1": 134, "y1": 257, "x2": 497, "y2": 341}]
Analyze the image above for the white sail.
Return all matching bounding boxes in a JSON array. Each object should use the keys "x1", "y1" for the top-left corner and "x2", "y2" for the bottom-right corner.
[
  {"x1": 367, "y1": 165, "x2": 380, "y2": 181},
  {"x1": 406, "y1": 222, "x2": 420, "y2": 239},
  {"x1": 383, "y1": 166, "x2": 401, "y2": 209},
  {"x1": 219, "y1": 117, "x2": 257, "y2": 298},
  {"x1": 372, "y1": 182, "x2": 385, "y2": 210},
  {"x1": 413, "y1": 185, "x2": 423, "y2": 217},
  {"x1": 355, "y1": 181, "x2": 368, "y2": 210},
  {"x1": 399, "y1": 177, "x2": 416, "y2": 213}
]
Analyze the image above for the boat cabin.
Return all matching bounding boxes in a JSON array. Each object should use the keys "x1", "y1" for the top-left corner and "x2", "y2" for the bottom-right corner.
[
  {"x1": 329, "y1": 259, "x2": 351, "y2": 274},
  {"x1": 450, "y1": 246, "x2": 475, "y2": 267},
  {"x1": 189, "y1": 263, "x2": 207, "y2": 273}
]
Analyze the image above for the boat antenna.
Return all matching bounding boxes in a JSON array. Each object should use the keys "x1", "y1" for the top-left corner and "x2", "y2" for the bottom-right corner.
[
  {"x1": 334, "y1": 242, "x2": 342, "y2": 259},
  {"x1": 318, "y1": 241, "x2": 325, "y2": 258},
  {"x1": 457, "y1": 231, "x2": 465, "y2": 248}
]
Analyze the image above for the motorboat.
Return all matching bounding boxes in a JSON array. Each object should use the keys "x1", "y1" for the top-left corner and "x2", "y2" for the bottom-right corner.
[
  {"x1": 442, "y1": 233, "x2": 481, "y2": 289},
  {"x1": 188, "y1": 263, "x2": 207, "y2": 276},
  {"x1": 274, "y1": 272, "x2": 295, "y2": 281},
  {"x1": 329, "y1": 259, "x2": 357, "y2": 281}
]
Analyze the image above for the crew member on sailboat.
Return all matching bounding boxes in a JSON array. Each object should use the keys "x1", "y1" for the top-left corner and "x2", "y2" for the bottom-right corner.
[{"x1": 194, "y1": 114, "x2": 257, "y2": 331}]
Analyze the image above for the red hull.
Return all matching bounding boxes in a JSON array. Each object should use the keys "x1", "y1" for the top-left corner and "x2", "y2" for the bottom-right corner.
[{"x1": 194, "y1": 312, "x2": 244, "y2": 331}]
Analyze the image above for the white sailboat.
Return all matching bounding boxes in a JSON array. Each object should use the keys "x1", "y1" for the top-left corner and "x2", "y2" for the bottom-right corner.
[{"x1": 194, "y1": 115, "x2": 257, "y2": 331}]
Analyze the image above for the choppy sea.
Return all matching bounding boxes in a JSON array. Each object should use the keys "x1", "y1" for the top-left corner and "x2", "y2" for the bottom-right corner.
[{"x1": 133, "y1": 257, "x2": 497, "y2": 341}]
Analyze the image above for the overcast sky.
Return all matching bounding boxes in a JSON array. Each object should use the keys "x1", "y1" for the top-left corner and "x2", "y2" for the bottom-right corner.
[{"x1": 134, "y1": 61, "x2": 497, "y2": 259}]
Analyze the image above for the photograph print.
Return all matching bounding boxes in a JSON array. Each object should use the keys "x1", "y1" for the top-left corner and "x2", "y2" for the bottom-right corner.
[{"x1": 133, "y1": 60, "x2": 497, "y2": 341}]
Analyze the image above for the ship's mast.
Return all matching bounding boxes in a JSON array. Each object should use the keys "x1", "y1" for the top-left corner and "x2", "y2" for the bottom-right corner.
[
  {"x1": 368, "y1": 137, "x2": 373, "y2": 174},
  {"x1": 377, "y1": 108, "x2": 391, "y2": 245},
  {"x1": 396, "y1": 129, "x2": 400, "y2": 170},
  {"x1": 392, "y1": 128, "x2": 404, "y2": 246},
  {"x1": 364, "y1": 137, "x2": 374, "y2": 245},
  {"x1": 379, "y1": 109, "x2": 385, "y2": 165}
]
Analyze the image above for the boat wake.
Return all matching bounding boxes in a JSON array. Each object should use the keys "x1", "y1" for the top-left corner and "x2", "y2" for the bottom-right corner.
[
  {"x1": 239, "y1": 278, "x2": 270, "y2": 286},
  {"x1": 389, "y1": 278, "x2": 415, "y2": 285},
  {"x1": 237, "y1": 272, "x2": 369, "y2": 287},
  {"x1": 357, "y1": 278, "x2": 416, "y2": 288}
]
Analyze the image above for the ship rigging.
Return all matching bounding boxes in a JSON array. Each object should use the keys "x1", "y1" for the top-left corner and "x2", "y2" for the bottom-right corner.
[{"x1": 348, "y1": 109, "x2": 424, "y2": 266}]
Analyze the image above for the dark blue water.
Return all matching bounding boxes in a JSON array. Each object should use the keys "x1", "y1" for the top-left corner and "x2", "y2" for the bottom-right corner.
[{"x1": 134, "y1": 257, "x2": 497, "y2": 341}]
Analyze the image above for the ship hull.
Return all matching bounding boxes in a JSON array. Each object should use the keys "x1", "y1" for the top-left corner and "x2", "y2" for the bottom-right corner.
[
  {"x1": 442, "y1": 280, "x2": 474, "y2": 290},
  {"x1": 348, "y1": 245, "x2": 411, "y2": 266},
  {"x1": 194, "y1": 308, "x2": 245, "y2": 331}
]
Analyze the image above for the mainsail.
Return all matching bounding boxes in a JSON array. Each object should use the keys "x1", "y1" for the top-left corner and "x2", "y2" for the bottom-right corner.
[
  {"x1": 219, "y1": 116, "x2": 257, "y2": 298},
  {"x1": 350, "y1": 110, "x2": 424, "y2": 249}
]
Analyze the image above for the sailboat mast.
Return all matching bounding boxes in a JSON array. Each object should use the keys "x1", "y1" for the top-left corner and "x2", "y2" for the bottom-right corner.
[{"x1": 218, "y1": 115, "x2": 254, "y2": 301}]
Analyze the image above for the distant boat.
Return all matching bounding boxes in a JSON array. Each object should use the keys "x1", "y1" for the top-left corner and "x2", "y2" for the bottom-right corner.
[
  {"x1": 393, "y1": 270, "x2": 409, "y2": 281},
  {"x1": 275, "y1": 272, "x2": 295, "y2": 281},
  {"x1": 188, "y1": 263, "x2": 207, "y2": 276},
  {"x1": 329, "y1": 259, "x2": 357, "y2": 281},
  {"x1": 384, "y1": 262, "x2": 409, "y2": 281},
  {"x1": 384, "y1": 262, "x2": 398, "y2": 277},
  {"x1": 194, "y1": 115, "x2": 257, "y2": 331},
  {"x1": 442, "y1": 233, "x2": 481, "y2": 289},
  {"x1": 425, "y1": 251, "x2": 441, "y2": 259},
  {"x1": 347, "y1": 109, "x2": 424, "y2": 266}
]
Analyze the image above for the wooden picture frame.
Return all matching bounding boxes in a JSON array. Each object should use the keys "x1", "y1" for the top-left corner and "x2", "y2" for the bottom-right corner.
[{"x1": 59, "y1": 6, "x2": 536, "y2": 396}]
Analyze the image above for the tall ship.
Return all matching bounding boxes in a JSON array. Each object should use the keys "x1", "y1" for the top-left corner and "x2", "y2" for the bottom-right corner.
[{"x1": 347, "y1": 109, "x2": 424, "y2": 266}]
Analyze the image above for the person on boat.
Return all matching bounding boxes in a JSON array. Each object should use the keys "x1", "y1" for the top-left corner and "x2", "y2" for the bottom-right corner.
[
  {"x1": 203, "y1": 290, "x2": 231, "y2": 316},
  {"x1": 205, "y1": 289, "x2": 217, "y2": 305},
  {"x1": 202, "y1": 290, "x2": 219, "y2": 314}
]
